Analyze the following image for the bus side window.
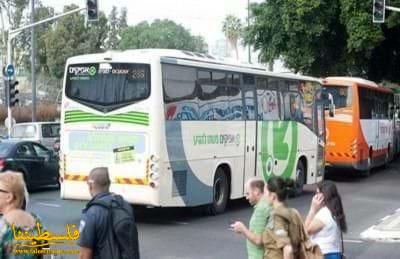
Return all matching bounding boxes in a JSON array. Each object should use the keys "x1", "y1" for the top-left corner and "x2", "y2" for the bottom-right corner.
[
  {"x1": 162, "y1": 64, "x2": 198, "y2": 120},
  {"x1": 243, "y1": 74, "x2": 256, "y2": 120}
]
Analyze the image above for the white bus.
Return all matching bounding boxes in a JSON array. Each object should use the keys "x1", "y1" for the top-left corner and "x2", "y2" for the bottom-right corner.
[{"x1": 59, "y1": 49, "x2": 325, "y2": 214}]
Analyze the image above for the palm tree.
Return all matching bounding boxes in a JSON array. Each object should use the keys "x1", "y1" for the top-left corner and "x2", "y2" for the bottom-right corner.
[{"x1": 222, "y1": 15, "x2": 242, "y2": 60}]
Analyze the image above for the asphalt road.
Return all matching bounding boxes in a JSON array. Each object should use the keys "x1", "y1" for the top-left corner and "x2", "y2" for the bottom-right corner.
[{"x1": 27, "y1": 158, "x2": 400, "y2": 259}]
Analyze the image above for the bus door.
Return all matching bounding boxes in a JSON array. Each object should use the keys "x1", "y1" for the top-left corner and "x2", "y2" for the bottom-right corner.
[{"x1": 242, "y1": 75, "x2": 257, "y2": 191}]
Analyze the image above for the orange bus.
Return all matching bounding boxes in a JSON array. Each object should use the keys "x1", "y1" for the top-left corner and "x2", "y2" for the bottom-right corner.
[{"x1": 323, "y1": 77, "x2": 395, "y2": 176}]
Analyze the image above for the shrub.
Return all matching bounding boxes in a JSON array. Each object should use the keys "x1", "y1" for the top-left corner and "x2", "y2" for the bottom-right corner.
[{"x1": 0, "y1": 103, "x2": 60, "y2": 125}]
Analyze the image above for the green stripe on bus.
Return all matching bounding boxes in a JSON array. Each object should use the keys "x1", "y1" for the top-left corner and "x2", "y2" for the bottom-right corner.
[
  {"x1": 64, "y1": 114, "x2": 149, "y2": 121},
  {"x1": 64, "y1": 117, "x2": 149, "y2": 126},
  {"x1": 64, "y1": 117, "x2": 149, "y2": 124},
  {"x1": 65, "y1": 110, "x2": 149, "y2": 117},
  {"x1": 64, "y1": 115, "x2": 149, "y2": 122}
]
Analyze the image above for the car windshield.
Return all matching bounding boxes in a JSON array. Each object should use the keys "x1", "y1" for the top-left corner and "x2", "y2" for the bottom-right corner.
[
  {"x1": 0, "y1": 142, "x2": 13, "y2": 156},
  {"x1": 11, "y1": 125, "x2": 37, "y2": 138}
]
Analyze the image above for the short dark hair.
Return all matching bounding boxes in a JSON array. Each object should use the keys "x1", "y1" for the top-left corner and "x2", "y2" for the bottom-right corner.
[
  {"x1": 249, "y1": 179, "x2": 265, "y2": 193},
  {"x1": 89, "y1": 167, "x2": 111, "y2": 191}
]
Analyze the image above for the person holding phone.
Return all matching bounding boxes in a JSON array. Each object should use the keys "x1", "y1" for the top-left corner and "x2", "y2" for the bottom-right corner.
[
  {"x1": 230, "y1": 178, "x2": 271, "y2": 259},
  {"x1": 305, "y1": 181, "x2": 347, "y2": 259}
]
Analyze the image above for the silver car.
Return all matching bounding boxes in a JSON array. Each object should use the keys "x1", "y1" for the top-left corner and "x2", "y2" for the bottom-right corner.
[{"x1": 10, "y1": 122, "x2": 60, "y2": 150}]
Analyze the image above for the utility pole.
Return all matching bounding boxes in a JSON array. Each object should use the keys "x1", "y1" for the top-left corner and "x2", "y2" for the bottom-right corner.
[
  {"x1": 31, "y1": 0, "x2": 36, "y2": 122},
  {"x1": 0, "y1": 7, "x2": 6, "y2": 105},
  {"x1": 247, "y1": 0, "x2": 251, "y2": 64}
]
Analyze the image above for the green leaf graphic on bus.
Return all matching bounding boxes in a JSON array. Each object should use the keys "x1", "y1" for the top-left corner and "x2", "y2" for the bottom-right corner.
[
  {"x1": 260, "y1": 121, "x2": 298, "y2": 181},
  {"x1": 88, "y1": 66, "x2": 97, "y2": 76}
]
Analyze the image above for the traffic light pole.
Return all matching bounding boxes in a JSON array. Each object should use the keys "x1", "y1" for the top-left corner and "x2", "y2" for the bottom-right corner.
[
  {"x1": 386, "y1": 5, "x2": 400, "y2": 12},
  {"x1": 5, "y1": 6, "x2": 86, "y2": 137},
  {"x1": 6, "y1": 78, "x2": 10, "y2": 137}
]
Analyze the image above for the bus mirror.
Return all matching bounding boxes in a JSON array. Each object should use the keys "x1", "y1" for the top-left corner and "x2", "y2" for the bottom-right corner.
[
  {"x1": 329, "y1": 103, "x2": 335, "y2": 117},
  {"x1": 328, "y1": 93, "x2": 335, "y2": 117}
]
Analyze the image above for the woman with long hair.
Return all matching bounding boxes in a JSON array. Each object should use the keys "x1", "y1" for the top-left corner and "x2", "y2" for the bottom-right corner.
[{"x1": 305, "y1": 180, "x2": 347, "y2": 259}]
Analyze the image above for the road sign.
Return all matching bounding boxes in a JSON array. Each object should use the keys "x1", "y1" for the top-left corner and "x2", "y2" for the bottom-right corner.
[
  {"x1": 5, "y1": 64, "x2": 15, "y2": 77},
  {"x1": 4, "y1": 117, "x2": 16, "y2": 128}
]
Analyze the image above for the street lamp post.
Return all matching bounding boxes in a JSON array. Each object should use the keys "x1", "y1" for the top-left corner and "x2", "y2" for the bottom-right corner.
[
  {"x1": 31, "y1": 0, "x2": 36, "y2": 122},
  {"x1": 247, "y1": 0, "x2": 251, "y2": 64}
]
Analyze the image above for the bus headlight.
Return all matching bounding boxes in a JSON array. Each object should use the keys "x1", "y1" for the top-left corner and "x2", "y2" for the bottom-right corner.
[
  {"x1": 150, "y1": 164, "x2": 159, "y2": 172},
  {"x1": 150, "y1": 155, "x2": 159, "y2": 163},
  {"x1": 150, "y1": 172, "x2": 159, "y2": 180}
]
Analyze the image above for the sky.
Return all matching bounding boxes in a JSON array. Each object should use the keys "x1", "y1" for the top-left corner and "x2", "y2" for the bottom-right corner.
[
  {"x1": 41, "y1": 0, "x2": 255, "y2": 44},
  {"x1": 40, "y1": 0, "x2": 286, "y2": 70}
]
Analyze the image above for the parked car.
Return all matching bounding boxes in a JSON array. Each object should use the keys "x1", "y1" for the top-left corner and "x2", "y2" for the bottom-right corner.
[
  {"x1": 10, "y1": 122, "x2": 60, "y2": 150},
  {"x1": 0, "y1": 140, "x2": 59, "y2": 190}
]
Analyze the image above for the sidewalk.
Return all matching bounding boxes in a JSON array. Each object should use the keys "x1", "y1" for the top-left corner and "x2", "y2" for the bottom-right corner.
[{"x1": 360, "y1": 209, "x2": 400, "y2": 242}]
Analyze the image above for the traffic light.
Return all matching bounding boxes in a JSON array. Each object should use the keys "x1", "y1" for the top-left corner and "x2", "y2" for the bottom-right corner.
[
  {"x1": 9, "y1": 80, "x2": 19, "y2": 107},
  {"x1": 373, "y1": 0, "x2": 386, "y2": 23},
  {"x1": 86, "y1": 0, "x2": 98, "y2": 21}
]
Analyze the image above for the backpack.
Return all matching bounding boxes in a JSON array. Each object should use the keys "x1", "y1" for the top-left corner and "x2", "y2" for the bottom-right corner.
[
  {"x1": 288, "y1": 208, "x2": 323, "y2": 259},
  {"x1": 88, "y1": 194, "x2": 140, "y2": 259}
]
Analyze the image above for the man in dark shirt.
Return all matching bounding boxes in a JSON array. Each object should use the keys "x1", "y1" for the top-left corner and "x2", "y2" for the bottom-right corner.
[{"x1": 78, "y1": 167, "x2": 139, "y2": 259}]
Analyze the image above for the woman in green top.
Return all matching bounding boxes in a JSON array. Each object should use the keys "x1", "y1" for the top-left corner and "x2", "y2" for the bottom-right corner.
[{"x1": 0, "y1": 171, "x2": 46, "y2": 259}]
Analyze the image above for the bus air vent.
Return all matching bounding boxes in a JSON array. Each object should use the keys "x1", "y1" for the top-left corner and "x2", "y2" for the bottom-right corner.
[{"x1": 172, "y1": 170, "x2": 187, "y2": 197}]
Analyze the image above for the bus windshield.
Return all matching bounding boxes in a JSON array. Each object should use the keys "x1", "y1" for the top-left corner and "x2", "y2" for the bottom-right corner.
[
  {"x1": 65, "y1": 63, "x2": 150, "y2": 108},
  {"x1": 324, "y1": 85, "x2": 352, "y2": 109}
]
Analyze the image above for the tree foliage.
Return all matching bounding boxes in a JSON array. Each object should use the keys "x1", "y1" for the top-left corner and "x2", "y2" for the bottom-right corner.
[
  {"x1": 105, "y1": 6, "x2": 118, "y2": 50},
  {"x1": 44, "y1": 4, "x2": 108, "y2": 78},
  {"x1": 119, "y1": 19, "x2": 207, "y2": 53},
  {"x1": 118, "y1": 7, "x2": 128, "y2": 31},
  {"x1": 245, "y1": 0, "x2": 400, "y2": 81},
  {"x1": 222, "y1": 15, "x2": 242, "y2": 59},
  {"x1": 18, "y1": 3, "x2": 55, "y2": 73}
]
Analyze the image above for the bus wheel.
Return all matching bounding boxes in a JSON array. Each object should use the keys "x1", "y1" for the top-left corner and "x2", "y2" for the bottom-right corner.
[
  {"x1": 294, "y1": 160, "x2": 306, "y2": 196},
  {"x1": 207, "y1": 168, "x2": 229, "y2": 215},
  {"x1": 361, "y1": 156, "x2": 372, "y2": 177},
  {"x1": 385, "y1": 145, "x2": 390, "y2": 165}
]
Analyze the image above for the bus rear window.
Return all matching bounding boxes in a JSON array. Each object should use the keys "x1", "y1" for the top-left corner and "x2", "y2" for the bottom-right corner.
[
  {"x1": 66, "y1": 63, "x2": 150, "y2": 108},
  {"x1": 324, "y1": 85, "x2": 352, "y2": 108}
]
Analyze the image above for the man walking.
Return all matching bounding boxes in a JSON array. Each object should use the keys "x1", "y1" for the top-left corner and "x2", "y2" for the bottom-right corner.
[
  {"x1": 78, "y1": 167, "x2": 140, "y2": 259},
  {"x1": 231, "y1": 178, "x2": 271, "y2": 259}
]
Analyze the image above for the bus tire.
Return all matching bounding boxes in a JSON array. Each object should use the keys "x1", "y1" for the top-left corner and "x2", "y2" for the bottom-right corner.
[
  {"x1": 294, "y1": 160, "x2": 306, "y2": 196},
  {"x1": 361, "y1": 156, "x2": 372, "y2": 177},
  {"x1": 206, "y1": 168, "x2": 229, "y2": 215},
  {"x1": 385, "y1": 145, "x2": 390, "y2": 165}
]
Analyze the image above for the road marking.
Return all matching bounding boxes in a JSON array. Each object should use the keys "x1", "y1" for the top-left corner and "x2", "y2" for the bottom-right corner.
[
  {"x1": 36, "y1": 202, "x2": 61, "y2": 208},
  {"x1": 344, "y1": 239, "x2": 363, "y2": 244},
  {"x1": 161, "y1": 220, "x2": 188, "y2": 225},
  {"x1": 360, "y1": 208, "x2": 400, "y2": 242}
]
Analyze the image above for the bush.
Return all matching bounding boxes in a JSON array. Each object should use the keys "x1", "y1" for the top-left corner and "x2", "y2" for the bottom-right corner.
[{"x1": 0, "y1": 103, "x2": 60, "y2": 125}]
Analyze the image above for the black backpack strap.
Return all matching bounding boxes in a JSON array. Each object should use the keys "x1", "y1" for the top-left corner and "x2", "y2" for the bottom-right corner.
[{"x1": 85, "y1": 197, "x2": 121, "y2": 257}]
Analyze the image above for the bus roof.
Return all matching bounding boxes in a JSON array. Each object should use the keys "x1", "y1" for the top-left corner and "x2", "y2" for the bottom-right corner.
[
  {"x1": 323, "y1": 76, "x2": 392, "y2": 93},
  {"x1": 66, "y1": 49, "x2": 321, "y2": 84}
]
